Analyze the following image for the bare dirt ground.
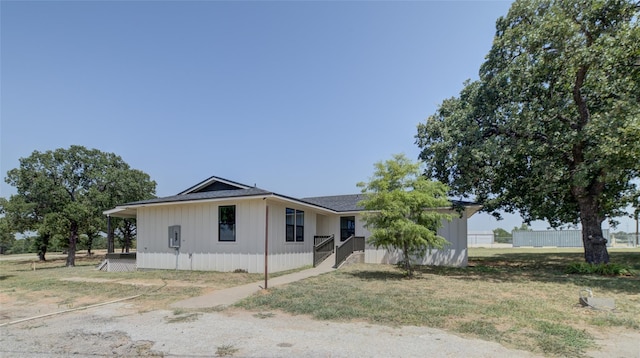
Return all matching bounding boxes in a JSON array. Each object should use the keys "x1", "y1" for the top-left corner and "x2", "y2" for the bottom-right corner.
[{"x1": 1, "y1": 293, "x2": 638, "y2": 358}]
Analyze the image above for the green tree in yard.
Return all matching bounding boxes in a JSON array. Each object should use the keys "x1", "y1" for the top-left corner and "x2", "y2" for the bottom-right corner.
[
  {"x1": 416, "y1": 0, "x2": 640, "y2": 264},
  {"x1": 493, "y1": 227, "x2": 512, "y2": 244},
  {"x1": 357, "y1": 154, "x2": 452, "y2": 278},
  {"x1": 0, "y1": 195, "x2": 50, "y2": 259},
  {"x1": 92, "y1": 165, "x2": 155, "y2": 253},
  {"x1": 4, "y1": 145, "x2": 156, "y2": 266},
  {"x1": 0, "y1": 216, "x2": 16, "y2": 254}
]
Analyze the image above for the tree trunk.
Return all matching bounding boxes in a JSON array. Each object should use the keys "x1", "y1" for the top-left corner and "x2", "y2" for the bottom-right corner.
[
  {"x1": 124, "y1": 230, "x2": 131, "y2": 253},
  {"x1": 123, "y1": 219, "x2": 134, "y2": 253},
  {"x1": 86, "y1": 236, "x2": 93, "y2": 256},
  {"x1": 37, "y1": 234, "x2": 49, "y2": 261},
  {"x1": 578, "y1": 199, "x2": 609, "y2": 264},
  {"x1": 66, "y1": 221, "x2": 78, "y2": 267},
  {"x1": 402, "y1": 240, "x2": 413, "y2": 278}
]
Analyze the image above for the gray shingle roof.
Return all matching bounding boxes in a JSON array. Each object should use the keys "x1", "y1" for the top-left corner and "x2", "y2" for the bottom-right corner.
[
  {"x1": 125, "y1": 187, "x2": 272, "y2": 206},
  {"x1": 301, "y1": 194, "x2": 367, "y2": 212},
  {"x1": 119, "y1": 174, "x2": 480, "y2": 212}
]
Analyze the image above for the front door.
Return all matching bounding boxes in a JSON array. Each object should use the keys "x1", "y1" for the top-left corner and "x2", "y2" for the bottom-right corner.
[{"x1": 340, "y1": 216, "x2": 355, "y2": 241}]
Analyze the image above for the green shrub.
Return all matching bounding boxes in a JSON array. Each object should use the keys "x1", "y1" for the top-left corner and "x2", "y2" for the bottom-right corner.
[{"x1": 565, "y1": 262, "x2": 631, "y2": 276}]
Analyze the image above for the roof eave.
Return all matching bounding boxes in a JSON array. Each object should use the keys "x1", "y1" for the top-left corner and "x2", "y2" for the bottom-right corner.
[{"x1": 103, "y1": 207, "x2": 137, "y2": 218}]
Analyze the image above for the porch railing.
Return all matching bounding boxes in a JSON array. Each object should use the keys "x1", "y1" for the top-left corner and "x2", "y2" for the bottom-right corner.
[
  {"x1": 335, "y1": 235, "x2": 365, "y2": 268},
  {"x1": 313, "y1": 235, "x2": 335, "y2": 267},
  {"x1": 314, "y1": 235, "x2": 333, "y2": 246}
]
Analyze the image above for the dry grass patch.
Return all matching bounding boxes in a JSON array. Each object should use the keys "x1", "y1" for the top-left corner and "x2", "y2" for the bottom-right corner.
[
  {"x1": 237, "y1": 248, "x2": 640, "y2": 356},
  {"x1": 0, "y1": 253, "x2": 265, "y2": 316}
]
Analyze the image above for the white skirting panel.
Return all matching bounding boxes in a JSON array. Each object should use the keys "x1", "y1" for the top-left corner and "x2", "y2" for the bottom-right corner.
[
  {"x1": 365, "y1": 248, "x2": 468, "y2": 268},
  {"x1": 138, "y1": 252, "x2": 177, "y2": 270},
  {"x1": 137, "y1": 251, "x2": 312, "y2": 273},
  {"x1": 267, "y1": 252, "x2": 313, "y2": 273}
]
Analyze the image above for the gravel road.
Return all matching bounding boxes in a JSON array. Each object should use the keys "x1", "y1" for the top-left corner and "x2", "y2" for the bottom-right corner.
[{"x1": 1, "y1": 301, "x2": 546, "y2": 357}]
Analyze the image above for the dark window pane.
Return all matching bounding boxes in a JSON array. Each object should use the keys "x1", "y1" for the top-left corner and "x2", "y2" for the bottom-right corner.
[
  {"x1": 296, "y1": 225, "x2": 304, "y2": 242},
  {"x1": 286, "y1": 208, "x2": 294, "y2": 225},
  {"x1": 340, "y1": 216, "x2": 355, "y2": 241},
  {"x1": 219, "y1": 205, "x2": 236, "y2": 242},
  {"x1": 219, "y1": 223, "x2": 236, "y2": 242},
  {"x1": 286, "y1": 224, "x2": 295, "y2": 242},
  {"x1": 296, "y1": 210, "x2": 304, "y2": 241}
]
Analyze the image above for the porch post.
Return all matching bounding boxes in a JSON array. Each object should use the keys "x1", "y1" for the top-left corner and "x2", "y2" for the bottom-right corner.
[
  {"x1": 264, "y1": 204, "x2": 269, "y2": 289},
  {"x1": 107, "y1": 215, "x2": 114, "y2": 253}
]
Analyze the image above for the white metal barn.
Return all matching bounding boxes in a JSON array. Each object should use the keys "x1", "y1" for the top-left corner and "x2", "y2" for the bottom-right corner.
[
  {"x1": 467, "y1": 231, "x2": 495, "y2": 247},
  {"x1": 104, "y1": 176, "x2": 481, "y2": 273}
]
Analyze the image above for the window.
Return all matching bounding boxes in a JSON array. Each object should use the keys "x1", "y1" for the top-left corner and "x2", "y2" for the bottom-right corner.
[
  {"x1": 340, "y1": 216, "x2": 355, "y2": 241},
  {"x1": 219, "y1": 205, "x2": 236, "y2": 242},
  {"x1": 285, "y1": 208, "x2": 304, "y2": 242}
]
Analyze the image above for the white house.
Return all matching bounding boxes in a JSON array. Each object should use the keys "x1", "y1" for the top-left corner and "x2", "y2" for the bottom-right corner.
[{"x1": 104, "y1": 175, "x2": 481, "y2": 273}]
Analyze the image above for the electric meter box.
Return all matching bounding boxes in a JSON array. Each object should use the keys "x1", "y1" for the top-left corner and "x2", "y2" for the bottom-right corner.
[{"x1": 168, "y1": 225, "x2": 181, "y2": 248}]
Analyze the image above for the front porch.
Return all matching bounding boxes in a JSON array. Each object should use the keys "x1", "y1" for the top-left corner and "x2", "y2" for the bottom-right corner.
[{"x1": 313, "y1": 234, "x2": 365, "y2": 269}]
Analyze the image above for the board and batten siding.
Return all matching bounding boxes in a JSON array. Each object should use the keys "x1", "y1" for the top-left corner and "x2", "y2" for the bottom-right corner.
[
  {"x1": 364, "y1": 211, "x2": 468, "y2": 267},
  {"x1": 136, "y1": 198, "x2": 321, "y2": 273},
  {"x1": 263, "y1": 201, "x2": 323, "y2": 272}
]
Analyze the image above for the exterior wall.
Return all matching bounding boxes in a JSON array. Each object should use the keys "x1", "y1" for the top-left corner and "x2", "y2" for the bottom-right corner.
[
  {"x1": 364, "y1": 211, "x2": 469, "y2": 267},
  {"x1": 135, "y1": 199, "x2": 470, "y2": 272},
  {"x1": 355, "y1": 215, "x2": 371, "y2": 238},
  {"x1": 136, "y1": 198, "x2": 319, "y2": 273},
  {"x1": 264, "y1": 201, "x2": 316, "y2": 272},
  {"x1": 316, "y1": 214, "x2": 334, "y2": 238}
]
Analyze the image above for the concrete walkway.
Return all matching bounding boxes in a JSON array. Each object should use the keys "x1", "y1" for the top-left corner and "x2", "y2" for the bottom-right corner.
[{"x1": 171, "y1": 254, "x2": 336, "y2": 309}]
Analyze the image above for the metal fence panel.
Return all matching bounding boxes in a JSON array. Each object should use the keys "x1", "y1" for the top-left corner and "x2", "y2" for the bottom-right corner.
[{"x1": 513, "y1": 229, "x2": 610, "y2": 247}]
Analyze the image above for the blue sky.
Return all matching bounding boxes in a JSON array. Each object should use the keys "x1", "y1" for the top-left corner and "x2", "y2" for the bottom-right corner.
[{"x1": 1, "y1": 1, "x2": 636, "y2": 233}]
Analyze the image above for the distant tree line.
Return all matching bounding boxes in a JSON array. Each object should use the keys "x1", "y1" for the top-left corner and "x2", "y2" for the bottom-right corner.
[
  {"x1": 0, "y1": 231, "x2": 137, "y2": 255},
  {"x1": 492, "y1": 224, "x2": 532, "y2": 244}
]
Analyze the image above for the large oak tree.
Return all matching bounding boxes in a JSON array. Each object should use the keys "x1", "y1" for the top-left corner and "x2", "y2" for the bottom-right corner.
[
  {"x1": 416, "y1": 0, "x2": 639, "y2": 264},
  {"x1": 4, "y1": 146, "x2": 156, "y2": 265}
]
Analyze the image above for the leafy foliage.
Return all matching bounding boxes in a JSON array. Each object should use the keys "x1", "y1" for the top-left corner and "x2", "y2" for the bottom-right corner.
[
  {"x1": 357, "y1": 154, "x2": 452, "y2": 277},
  {"x1": 493, "y1": 227, "x2": 512, "y2": 243},
  {"x1": 0, "y1": 216, "x2": 16, "y2": 254},
  {"x1": 416, "y1": 0, "x2": 640, "y2": 264},
  {"x1": 3, "y1": 146, "x2": 156, "y2": 264},
  {"x1": 565, "y1": 262, "x2": 631, "y2": 276}
]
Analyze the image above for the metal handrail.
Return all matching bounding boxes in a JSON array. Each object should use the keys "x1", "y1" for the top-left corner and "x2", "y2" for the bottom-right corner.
[
  {"x1": 314, "y1": 235, "x2": 333, "y2": 246},
  {"x1": 335, "y1": 235, "x2": 365, "y2": 268},
  {"x1": 354, "y1": 236, "x2": 365, "y2": 252},
  {"x1": 313, "y1": 235, "x2": 335, "y2": 267}
]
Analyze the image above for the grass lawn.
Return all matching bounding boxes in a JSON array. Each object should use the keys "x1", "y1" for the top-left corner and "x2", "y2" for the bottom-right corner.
[
  {"x1": 2, "y1": 248, "x2": 638, "y2": 356},
  {"x1": 237, "y1": 248, "x2": 640, "y2": 357},
  {"x1": 0, "y1": 253, "x2": 266, "y2": 312}
]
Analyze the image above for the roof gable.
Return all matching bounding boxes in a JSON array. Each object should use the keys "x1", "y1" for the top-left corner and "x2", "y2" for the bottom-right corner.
[{"x1": 178, "y1": 176, "x2": 252, "y2": 195}]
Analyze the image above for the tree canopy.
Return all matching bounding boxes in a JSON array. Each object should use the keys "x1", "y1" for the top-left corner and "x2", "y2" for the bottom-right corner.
[
  {"x1": 3, "y1": 145, "x2": 156, "y2": 265},
  {"x1": 357, "y1": 154, "x2": 451, "y2": 277},
  {"x1": 416, "y1": 0, "x2": 640, "y2": 264}
]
